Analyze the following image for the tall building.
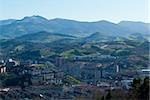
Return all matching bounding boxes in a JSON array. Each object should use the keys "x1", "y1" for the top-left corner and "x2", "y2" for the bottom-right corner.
[{"x1": 116, "y1": 65, "x2": 119, "y2": 73}]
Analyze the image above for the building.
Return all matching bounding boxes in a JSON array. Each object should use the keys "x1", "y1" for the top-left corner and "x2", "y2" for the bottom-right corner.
[
  {"x1": 0, "y1": 66, "x2": 6, "y2": 73},
  {"x1": 139, "y1": 69, "x2": 150, "y2": 77},
  {"x1": 121, "y1": 79, "x2": 133, "y2": 89},
  {"x1": 30, "y1": 65, "x2": 63, "y2": 85},
  {"x1": 0, "y1": 61, "x2": 6, "y2": 73}
]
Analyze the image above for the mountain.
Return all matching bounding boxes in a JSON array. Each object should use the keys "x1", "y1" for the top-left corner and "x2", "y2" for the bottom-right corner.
[
  {"x1": 15, "y1": 31, "x2": 76, "y2": 43},
  {"x1": 48, "y1": 19, "x2": 133, "y2": 37},
  {"x1": 0, "y1": 16, "x2": 149, "y2": 39},
  {"x1": 118, "y1": 21, "x2": 150, "y2": 35},
  {"x1": 0, "y1": 16, "x2": 51, "y2": 39},
  {"x1": 81, "y1": 32, "x2": 115, "y2": 43},
  {"x1": 0, "y1": 19, "x2": 16, "y2": 25},
  {"x1": 17, "y1": 15, "x2": 48, "y2": 23}
]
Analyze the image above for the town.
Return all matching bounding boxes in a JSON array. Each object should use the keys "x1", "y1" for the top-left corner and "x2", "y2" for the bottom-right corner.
[
  {"x1": 0, "y1": 2, "x2": 150, "y2": 98},
  {"x1": 0, "y1": 51, "x2": 149, "y2": 100},
  {"x1": 0, "y1": 29, "x2": 149, "y2": 99}
]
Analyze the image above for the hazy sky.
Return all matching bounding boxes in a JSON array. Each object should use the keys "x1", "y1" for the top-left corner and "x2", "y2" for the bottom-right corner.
[{"x1": 0, "y1": 0, "x2": 149, "y2": 23}]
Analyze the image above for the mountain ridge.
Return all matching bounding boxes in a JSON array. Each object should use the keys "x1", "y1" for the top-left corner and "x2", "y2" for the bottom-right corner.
[
  {"x1": 14, "y1": 31, "x2": 76, "y2": 43},
  {"x1": 0, "y1": 15, "x2": 149, "y2": 39}
]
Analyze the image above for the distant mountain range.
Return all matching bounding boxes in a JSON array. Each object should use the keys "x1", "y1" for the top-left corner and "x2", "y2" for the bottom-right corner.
[{"x1": 0, "y1": 15, "x2": 149, "y2": 39}]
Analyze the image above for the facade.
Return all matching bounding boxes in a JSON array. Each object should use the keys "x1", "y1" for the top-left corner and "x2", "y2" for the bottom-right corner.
[
  {"x1": 0, "y1": 66, "x2": 6, "y2": 73},
  {"x1": 30, "y1": 66, "x2": 63, "y2": 85}
]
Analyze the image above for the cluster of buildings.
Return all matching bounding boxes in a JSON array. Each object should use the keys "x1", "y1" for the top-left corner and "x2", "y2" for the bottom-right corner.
[
  {"x1": 0, "y1": 56, "x2": 149, "y2": 90},
  {"x1": 70, "y1": 55, "x2": 116, "y2": 61},
  {"x1": 30, "y1": 66, "x2": 63, "y2": 85},
  {"x1": 54, "y1": 56, "x2": 150, "y2": 89},
  {"x1": 0, "y1": 59, "x2": 64, "y2": 86},
  {"x1": 0, "y1": 56, "x2": 149, "y2": 99},
  {"x1": 0, "y1": 59, "x2": 17, "y2": 74}
]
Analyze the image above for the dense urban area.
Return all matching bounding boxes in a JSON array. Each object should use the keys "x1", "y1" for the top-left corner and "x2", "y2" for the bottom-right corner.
[{"x1": 0, "y1": 16, "x2": 150, "y2": 100}]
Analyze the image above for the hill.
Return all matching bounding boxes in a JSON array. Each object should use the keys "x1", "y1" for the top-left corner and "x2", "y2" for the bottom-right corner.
[
  {"x1": 118, "y1": 21, "x2": 150, "y2": 35},
  {"x1": 82, "y1": 32, "x2": 116, "y2": 43},
  {"x1": 1, "y1": 16, "x2": 149, "y2": 39},
  {"x1": 15, "y1": 31, "x2": 76, "y2": 43}
]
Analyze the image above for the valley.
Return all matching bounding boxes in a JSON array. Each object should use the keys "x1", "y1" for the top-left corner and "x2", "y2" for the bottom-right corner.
[{"x1": 0, "y1": 16, "x2": 149, "y2": 100}]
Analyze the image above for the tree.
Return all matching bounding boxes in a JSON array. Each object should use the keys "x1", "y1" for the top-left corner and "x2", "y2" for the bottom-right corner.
[
  {"x1": 92, "y1": 89, "x2": 102, "y2": 100},
  {"x1": 139, "y1": 77, "x2": 150, "y2": 100},
  {"x1": 106, "y1": 90, "x2": 112, "y2": 100},
  {"x1": 19, "y1": 72, "x2": 32, "y2": 90},
  {"x1": 129, "y1": 78, "x2": 142, "y2": 99},
  {"x1": 101, "y1": 96, "x2": 105, "y2": 100},
  {"x1": 1, "y1": 73, "x2": 20, "y2": 87},
  {"x1": 129, "y1": 77, "x2": 150, "y2": 100},
  {"x1": 19, "y1": 75, "x2": 26, "y2": 90}
]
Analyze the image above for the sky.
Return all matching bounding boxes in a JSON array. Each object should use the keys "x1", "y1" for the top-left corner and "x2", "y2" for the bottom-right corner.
[{"x1": 0, "y1": 0, "x2": 149, "y2": 23}]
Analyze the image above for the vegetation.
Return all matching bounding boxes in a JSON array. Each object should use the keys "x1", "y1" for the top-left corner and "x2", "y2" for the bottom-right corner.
[
  {"x1": 0, "y1": 73, "x2": 19, "y2": 86},
  {"x1": 64, "y1": 75, "x2": 81, "y2": 85},
  {"x1": 76, "y1": 77, "x2": 150, "y2": 100},
  {"x1": 128, "y1": 77, "x2": 150, "y2": 100},
  {"x1": 105, "y1": 90, "x2": 112, "y2": 100}
]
